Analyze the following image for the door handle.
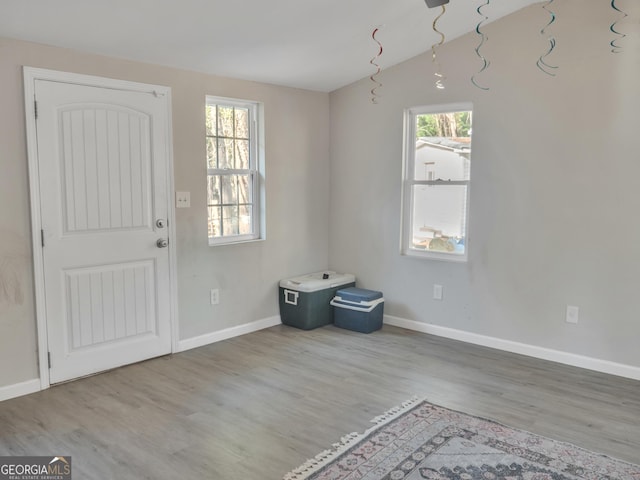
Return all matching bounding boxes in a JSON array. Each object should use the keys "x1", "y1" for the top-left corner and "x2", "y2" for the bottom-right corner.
[{"x1": 156, "y1": 238, "x2": 168, "y2": 248}]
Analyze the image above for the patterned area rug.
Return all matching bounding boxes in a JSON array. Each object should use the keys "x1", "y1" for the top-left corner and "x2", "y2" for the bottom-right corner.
[{"x1": 284, "y1": 398, "x2": 639, "y2": 480}]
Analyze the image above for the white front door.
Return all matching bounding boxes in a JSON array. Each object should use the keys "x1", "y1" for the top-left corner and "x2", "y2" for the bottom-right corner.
[{"x1": 28, "y1": 71, "x2": 174, "y2": 384}]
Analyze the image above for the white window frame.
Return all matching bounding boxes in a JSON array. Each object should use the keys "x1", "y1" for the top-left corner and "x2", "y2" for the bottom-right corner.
[
  {"x1": 400, "y1": 102, "x2": 472, "y2": 262},
  {"x1": 206, "y1": 95, "x2": 265, "y2": 246}
]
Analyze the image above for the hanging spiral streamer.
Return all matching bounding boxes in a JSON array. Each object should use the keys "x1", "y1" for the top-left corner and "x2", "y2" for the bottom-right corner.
[
  {"x1": 536, "y1": 0, "x2": 558, "y2": 76},
  {"x1": 610, "y1": 0, "x2": 628, "y2": 53},
  {"x1": 431, "y1": 5, "x2": 447, "y2": 90},
  {"x1": 471, "y1": 0, "x2": 490, "y2": 90},
  {"x1": 369, "y1": 26, "x2": 384, "y2": 104}
]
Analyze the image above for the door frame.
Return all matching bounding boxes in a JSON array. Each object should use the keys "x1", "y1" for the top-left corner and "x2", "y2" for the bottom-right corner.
[{"x1": 23, "y1": 67, "x2": 180, "y2": 389}]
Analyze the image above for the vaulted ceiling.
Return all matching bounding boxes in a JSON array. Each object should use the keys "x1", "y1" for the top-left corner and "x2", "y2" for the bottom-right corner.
[{"x1": 0, "y1": 0, "x2": 539, "y2": 91}]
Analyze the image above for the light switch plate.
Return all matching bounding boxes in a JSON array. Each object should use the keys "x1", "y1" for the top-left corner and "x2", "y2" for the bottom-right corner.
[
  {"x1": 176, "y1": 191, "x2": 190, "y2": 208},
  {"x1": 433, "y1": 284, "x2": 443, "y2": 300}
]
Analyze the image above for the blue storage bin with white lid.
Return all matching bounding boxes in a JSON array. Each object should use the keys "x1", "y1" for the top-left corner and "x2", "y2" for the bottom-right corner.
[{"x1": 330, "y1": 287, "x2": 384, "y2": 333}]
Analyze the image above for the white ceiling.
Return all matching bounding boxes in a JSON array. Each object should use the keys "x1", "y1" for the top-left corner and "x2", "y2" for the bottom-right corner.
[{"x1": 0, "y1": 0, "x2": 539, "y2": 92}]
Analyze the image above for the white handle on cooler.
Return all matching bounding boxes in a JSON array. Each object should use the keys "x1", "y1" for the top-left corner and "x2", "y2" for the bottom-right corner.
[{"x1": 330, "y1": 297, "x2": 384, "y2": 313}]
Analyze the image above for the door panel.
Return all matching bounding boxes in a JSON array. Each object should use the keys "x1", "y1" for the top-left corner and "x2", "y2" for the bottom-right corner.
[
  {"x1": 35, "y1": 79, "x2": 172, "y2": 384},
  {"x1": 64, "y1": 260, "x2": 157, "y2": 350},
  {"x1": 59, "y1": 106, "x2": 152, "y2": 233}
]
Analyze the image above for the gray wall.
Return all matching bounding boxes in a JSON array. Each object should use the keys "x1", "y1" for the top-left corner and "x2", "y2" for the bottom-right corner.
[
  {"x1": 2, "y1": 0, "x2": 639, "y2": 390},
  {"x1": 0, "y1": 37, "x2": 330, "y2": 387},
  {"x1": 329, "y1": 2, "x2": 640, "y2": 368}
]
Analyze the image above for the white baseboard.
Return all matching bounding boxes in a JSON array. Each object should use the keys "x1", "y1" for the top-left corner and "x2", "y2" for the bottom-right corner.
[
  {"x1": 177, "y1": 315, "x2": 282, "y2": 352},
  {"x1": 384, "y1": 315, "x2": 640, "y2": 382},
  {"x1": 1, "y1": 317, "x2": 282, "y2": 403},
  {"x1": 0, "y1": 378, "x2": 41, "y2": 402}
]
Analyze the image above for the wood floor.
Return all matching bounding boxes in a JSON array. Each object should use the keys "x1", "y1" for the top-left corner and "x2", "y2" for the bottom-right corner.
[{"x1": 1, "y1": 324, "x2": 639, "y2": 479}]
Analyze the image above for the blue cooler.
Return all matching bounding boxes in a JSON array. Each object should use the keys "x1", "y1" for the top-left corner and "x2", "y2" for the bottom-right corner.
[{"x1": 331, "y1": 287, "x2": 384, "y2": 333}]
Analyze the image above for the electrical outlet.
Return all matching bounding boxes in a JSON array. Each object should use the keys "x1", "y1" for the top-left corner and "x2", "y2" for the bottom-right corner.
[
  {"x1": 176, "y1": 191, "x2": 191, "y2": 208},
  {"x1": 566, "y1": 305, "x2": 579, "y2": 324},
  {"x1": 210, "y1": 289, "x2": 219, "y2": 305},
  {"x1": 433, "y1": 284, "x2": 443, "y2": 300}
]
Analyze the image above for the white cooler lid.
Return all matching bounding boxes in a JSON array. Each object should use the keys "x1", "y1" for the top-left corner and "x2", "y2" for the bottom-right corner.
[{"x1": 279, "y1": 271, "x2": 355, "y2": 293}]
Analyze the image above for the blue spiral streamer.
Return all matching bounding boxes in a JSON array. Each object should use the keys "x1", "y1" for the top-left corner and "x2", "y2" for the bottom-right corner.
[
  {"x1": 536, "y1": 0, "x2": 558, "y2": 76},
  {"x1": 610, "y1": 0, "x2": 628, "y2": 53},
  {"x1": 471, "y1": 0, "x2": 490, "y2": 91},
  {"x1": 431, "y1": 5, "x2": 447, "y2": 90}
]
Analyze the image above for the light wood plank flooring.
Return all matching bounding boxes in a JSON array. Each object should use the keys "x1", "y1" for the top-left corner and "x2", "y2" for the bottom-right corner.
[{"x1": 1, "y1": 324, "x2": 639, "y2": 479}]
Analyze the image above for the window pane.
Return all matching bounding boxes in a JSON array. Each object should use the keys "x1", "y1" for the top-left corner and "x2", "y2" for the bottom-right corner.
[
  {"x1": 206, "y1": 137, "x2": 217, "y2": 168},
  {"x1": 235, "y1": 108, "x2": 249, "y2": 139},
  {"x1": 414, "y1": 139, "x2": 471, "y2": 181},
  {"x1": 222, "y1": 206, "x2": 239, "y2": 235},
  {"x1": 410, "y1": 184, "x2": 467, "y2": 254},
  {"x1": 218, "y1": 138, "x2": 234, "y2": 169},
  {"x1": 237, "y1": 174, "x2": 251, "y2": 204},
  {"x1": 205, "y1": 105, "x2": 216, "y2": 136},
  {"x1": 207, "y1": 175, "x2": 221, "y2": 205},
  {"x1": 218, "y1": 106, "x2": 234, "y2": 137},
  {"x1": 221, "y1": 175, "x2": 238, "y2": 205},
  {"x1": 208, "y1": 206, "x2": 222, "y2": 238},
  {"x1": 235, "y1": 139, "x2": 250, "y2": 169},
  {"x1": 239, "y1": 205, "x2": 253, "y2": 235},
  {"x1": 416, "y1": 112, "x2": 471, "y2": 138}
]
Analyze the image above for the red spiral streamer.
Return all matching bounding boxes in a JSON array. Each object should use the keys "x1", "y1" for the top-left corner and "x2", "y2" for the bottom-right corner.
[{"x1": 370, "y1": 27, "x2": 384, "y2": 104}]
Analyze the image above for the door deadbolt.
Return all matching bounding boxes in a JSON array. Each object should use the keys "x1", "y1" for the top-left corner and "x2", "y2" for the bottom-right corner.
[{"x1": 156, "y1": 219, "x2": 166, "y2": 228}]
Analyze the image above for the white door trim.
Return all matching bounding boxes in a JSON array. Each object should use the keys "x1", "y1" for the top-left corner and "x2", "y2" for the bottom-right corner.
[{"x1": 23, "y1": 67, "x2": 179, "y2": 390}]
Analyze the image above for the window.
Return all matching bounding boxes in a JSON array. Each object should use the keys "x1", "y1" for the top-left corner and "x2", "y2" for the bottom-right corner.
[
  {"x1": 206, "y1": 96, "x2": 263, "y2": 245},
  {"x1": 401, "y1": 103, "x2": 472, "y2": 261}
]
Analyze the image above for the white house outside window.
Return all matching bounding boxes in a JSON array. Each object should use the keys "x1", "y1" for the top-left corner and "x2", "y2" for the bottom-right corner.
[
  {"x1": 206, "y1": 96, "x2": 264, "y2": 245},
  {"x1": 401, "y1": 103, "x2": 472, "y2": 261}
]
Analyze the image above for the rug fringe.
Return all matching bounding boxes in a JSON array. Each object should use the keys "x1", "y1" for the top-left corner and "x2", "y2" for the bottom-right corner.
[
  {"x1": 369, "y1": 395, "x2": 421, "y2": 426},
  {"x1": 283, "y1": 396, "x2": 423, "y2": 480}
]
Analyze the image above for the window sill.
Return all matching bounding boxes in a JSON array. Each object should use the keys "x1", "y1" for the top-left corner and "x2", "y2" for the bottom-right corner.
[
  {"x1": 401, "y1": 249, "x2": 467, "y2": 263},
  {"x1": 208, "y1": 236, "x2": 265, "y2": 247}
]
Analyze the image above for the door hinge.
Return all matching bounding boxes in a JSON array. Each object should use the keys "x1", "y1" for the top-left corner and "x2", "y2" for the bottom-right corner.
[
  {"x1": 41, "y1": 229, "x2": 45, "y2": 247},
  {"x1": 34, "y1": 100, "x2": 38, "y2": 119},
  {"x1": 47, "y1": 352, "x2": 51, "y2": 369}
]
